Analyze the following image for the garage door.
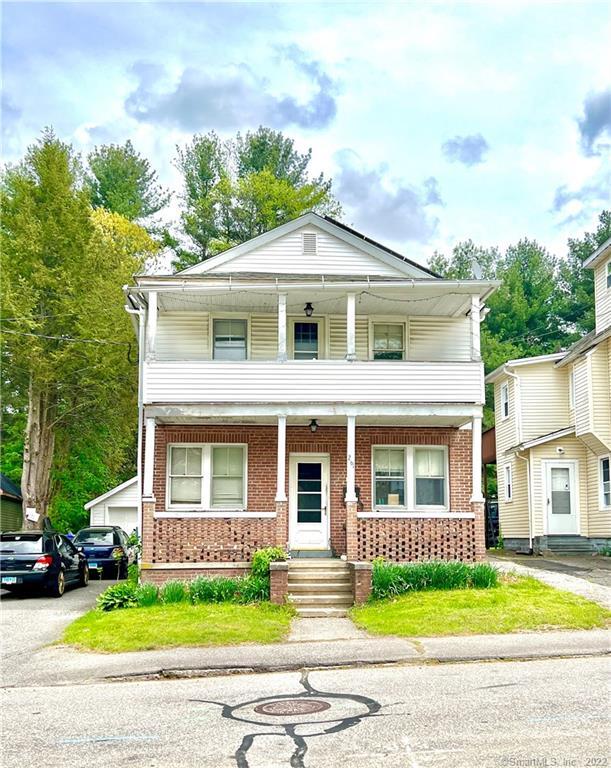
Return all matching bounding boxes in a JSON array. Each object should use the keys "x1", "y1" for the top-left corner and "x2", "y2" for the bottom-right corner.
[{"x1": 107, "y1": 507, "x2": 138, "y2": 534}]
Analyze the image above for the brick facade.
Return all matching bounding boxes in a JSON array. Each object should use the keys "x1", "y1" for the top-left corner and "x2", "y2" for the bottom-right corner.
[{"x1": 143, "y1": 423, "x2": 483, "y2": 570}]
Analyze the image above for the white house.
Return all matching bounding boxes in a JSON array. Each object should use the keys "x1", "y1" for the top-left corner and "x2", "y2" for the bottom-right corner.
[{"x1": 84, "y1": 477, "x2": 139, "y2": 533}]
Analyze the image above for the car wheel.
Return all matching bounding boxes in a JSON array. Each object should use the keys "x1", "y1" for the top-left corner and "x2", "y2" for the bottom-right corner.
[
  {"x1": 48, "y1": 570, "x2": 66, "y2": 598},
  {"x1": 79, "y1": 564, "x2": 89, "y2": 588}
]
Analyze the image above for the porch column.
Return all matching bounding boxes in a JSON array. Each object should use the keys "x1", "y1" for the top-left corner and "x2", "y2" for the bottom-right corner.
[
  {"x1": 143, "y1": 416, "x2": 156, "y2": 500},
  {"x1": 275, "y1": 416, "x2": 289, "y2": 549},
  {"x1": 470, "y1": 295, "x2": 481, "y2": 361},
  {"x1": 470, "y1": 415, "x2": 484, "y2": 503},
  {"x1": 277, "y1": 293, "x2": 287, "y2": 361},
  {"x1": 345, "y1": 415, "x2": 359, "y2": 559},
  {"x1": 146, "y1": 291, "x2": 157, "y2": 359},
  {"x1": 346, "y1": 292, "x2": 356, "y2": 361}
]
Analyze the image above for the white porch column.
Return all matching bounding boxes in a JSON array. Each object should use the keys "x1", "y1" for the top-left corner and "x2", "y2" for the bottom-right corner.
[
  {"x1": 345, "y1": 415, "x2": 357, "y2": 502},
  {"x1": 146, "y1": 291, "x2": 158, "y2": 359},
  {"x1": 346, "y1": 293, "x2": 356, "y2": 361},
  {"x1": 470, "y1": 295, "x2": 481, "y2": 361},
  {"x1": 143, "y1": 416, "x2": 156, "y2": 499},
  {"x1": 470, "y1": 415, "x2": 484, "y2": 503},
  {"x1": 275, "y1": 415, "x2": 287, "y2": 502},
  {"x1": 277, "y1": 293, "x2": 287, "y2": 361}
]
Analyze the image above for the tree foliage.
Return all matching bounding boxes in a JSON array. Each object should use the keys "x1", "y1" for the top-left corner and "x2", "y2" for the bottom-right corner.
[
  {"x1": 88, "y1": 139, "x2": 170, "y2": 222},
  {"x1": 172, "y1": 127, "x2": 340, "y2": 270}
]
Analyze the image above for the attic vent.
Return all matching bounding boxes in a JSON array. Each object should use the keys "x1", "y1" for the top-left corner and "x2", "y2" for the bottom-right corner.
[{"x1": 302, "y1": 232, "x2": 318, "y2": 255}]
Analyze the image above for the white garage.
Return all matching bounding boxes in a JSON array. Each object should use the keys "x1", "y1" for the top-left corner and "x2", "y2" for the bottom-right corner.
[{"x1": 85, "y1": 477, "x2": 139, "y2": 534}]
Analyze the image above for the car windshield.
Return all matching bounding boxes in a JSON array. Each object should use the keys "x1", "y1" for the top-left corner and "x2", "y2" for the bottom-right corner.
[
  {"x1": 0, "y1": 534, "x2": 44, "y2": 554},
  {"x1": 74, "y1": 529, "x2": 114, "y2": 545}
]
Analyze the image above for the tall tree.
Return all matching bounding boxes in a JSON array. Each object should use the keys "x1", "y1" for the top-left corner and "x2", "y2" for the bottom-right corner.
[
  {"x1": 1, "y1": 131, "x2": 156, "y2": 528},
  {"x1": 429, "y1": 239, "x2": 500, "y2": 280},
  {"x1": 88, "y1": 139, "x2": 170, "y2": 222},
  {"x1": 172, "y1": 128, "x2": 340, "y2": 271}
]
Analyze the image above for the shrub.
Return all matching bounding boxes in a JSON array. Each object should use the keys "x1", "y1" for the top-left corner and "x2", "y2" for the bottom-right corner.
[
  {"x1": 97, "y1": 581, "x2": 138, "y2": 611},
  {"x1": 189, "y1": 576, "x2": 239, "y2": 604},
  {"x1": 160, "y1": 580, "x2": 189, "y2": 604},
  {"x1": 251, "y1": 547, "x2": 287, "y2": 579},
  {"x1": 136, "y1": 583, "x2": 159, "y2": 607},
  {"x1": 236, "y1": 575, "x2": 270, "y2": 603},
  {"x1": 371, "y1": 560, "x2": 499, "y2": 600}
]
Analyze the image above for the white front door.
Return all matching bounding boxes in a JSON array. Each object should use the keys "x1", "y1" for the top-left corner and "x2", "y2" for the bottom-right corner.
[
  {"x1": 289, "y1": 454, "x2": 330, "y2": 550},
  {"x1": 545, "y1": 462, "x2": 578, "y2": 535}
]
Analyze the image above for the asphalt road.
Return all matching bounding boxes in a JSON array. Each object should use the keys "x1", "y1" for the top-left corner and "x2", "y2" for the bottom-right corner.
[
  {"x1": 0, "y1": 578, "x2": 107, "y2": 662},
  {"x1": 3, "y1": 656, "x2": 610, "y2": 768}
]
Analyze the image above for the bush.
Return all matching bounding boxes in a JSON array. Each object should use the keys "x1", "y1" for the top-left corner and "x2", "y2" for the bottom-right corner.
[
  {"x1": 236, "y1": 575, "x2": 270, "y2": 603},
  {"x1": 160, "y1": 580, "x2": 189, "y2": 604},
  {"x1": 371, "y1": 560, "x2": 499, "y2": 600},
  {"x1": 189, "y1": 576, "x2": 239, "y2": 604},
  {"x1": 127, "y1": 563, "x2": 139, "y2": 584},
  {"x1": 136, "y1": 583, "x2": 159, "y2": 607},
  {"x1": 97, "y1": 581, "x2": 138, "y2": 611},
  {"x1": 250, "y1": 547, "x2": 287, "y2": 579}
]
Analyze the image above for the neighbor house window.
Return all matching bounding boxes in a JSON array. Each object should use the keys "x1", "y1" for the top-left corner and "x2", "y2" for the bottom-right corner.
[
  {"x1": 601, "y1": 457, "x2": 610, "y2": 508},
  {"x1": 293, "y1": 322, "x2": 319, "y2": 359},
  {"x1": 500, "y1": 382, "x2": 509, "y2": 419},
  {"x1": 606, "y1": 262, "x2": 611, "y2": 289},
  {"x1": 169, "y1": 446, "x2": 203, "y2": 505},
  {"x1": 372, "y1": 323, "x2": 404, "y2": 360},
  {"x1": 213, "y1": 319, "x2": 247, "y2": 360},
  {"x1": 569, "y1": 369, "x2": 575, "y2": 409},
  {"x1": 373, "y1": 448, "x2": 405, "y2": 506},
  {"x1": 211, "y1": 446, "x2": 245, "y2": 507},
  {"x1": 414, "y1": 448, "x2": 446, "y2": 506},
  {"x1": 504, "y1": 464, "x2": 512, "y2": 502}
]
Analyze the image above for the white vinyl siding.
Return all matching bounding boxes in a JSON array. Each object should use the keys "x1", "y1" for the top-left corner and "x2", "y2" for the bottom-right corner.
[
  {"x1": 408, "y1": 316, "x2": 471, "y2": 361},
  {"x1": 328, "y1": 316, "x2": 369, "y2": 360},
  {"x1": 156, "y1": 312, "x2": 210, "y2": 361},
  {"x1": 88, "y1": 479, "x2": 139, "y2": 529},
  {"x1": 250, "y1": 315, "x2": 277, "y2": 360},
  {"x1": 206, "y1": 225, "x2": 406, "y2": 277},
  {"x1": 518, "y1": 363, "x2": 570, "y2": 441}
]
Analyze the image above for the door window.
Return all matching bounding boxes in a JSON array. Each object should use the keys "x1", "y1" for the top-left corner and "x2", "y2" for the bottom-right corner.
[
  {"x1": 297, "y1": 463, "x2": 322, "y2": 523},
  {"x1": 293, "y1": 322, "x2": 319, "y2": 360},
  {"x1": 550, "y1": 467, "x2": 571, "y2": 515}
]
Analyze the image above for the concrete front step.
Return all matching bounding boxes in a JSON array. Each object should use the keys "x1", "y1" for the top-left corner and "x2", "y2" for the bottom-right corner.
[
  {"x1": 295, "y1": 607, "x2": 349, "y2": 618},
  {"x1": 288, "y1": 572, "x2": 351, "y2": 582},
  {"x1": 288, "y1": 582, "x2": 353, "y2": 594},
  {"x1": 288, "y1": 558, "x2": 347, "y2": 566},
  {"x1": 289, "y1": 593, "x2": 354, "y2": 606}
]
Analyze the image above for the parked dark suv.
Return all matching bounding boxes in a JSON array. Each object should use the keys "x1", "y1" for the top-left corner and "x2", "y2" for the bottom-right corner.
[
  {"x1": 73, "y1": 526, "x2": 133, "y2": 579},
  {"x1": 0, "y1": 531, "x2": 89, "y2": 597}
]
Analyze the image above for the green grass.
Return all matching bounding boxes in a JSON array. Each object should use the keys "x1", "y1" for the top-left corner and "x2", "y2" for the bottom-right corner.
[
  {"x1": 62, "y1": 602, "x2": 295, "y2": 652},
  {"x1": 350, "y1": 576, "x2": 611, "y2": 637}
]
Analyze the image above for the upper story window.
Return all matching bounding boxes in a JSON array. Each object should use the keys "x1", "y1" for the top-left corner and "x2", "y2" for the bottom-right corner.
[
  {"x1": 606, "y1": 261, "x2": 611, "y2": 289},
  {"x1": 569, "y1": 368, "x2": 575, "y2": 409},
  {"x1": 293, "y1": 321, "x2": 319, "y2": 360},
  {"x1": 213, "y1": 319, "x2": 247, "y2": 360},
  {"x1": 372, "y1": 323, "x2": 404, "y2": 360},
  {"x1": 500, "y1": 382, "x2": 509, "y2": 419},
  {"x1": 600, "y1": 457, "x2": 610, "y2": 508},
  {"x1": 504, "y1": 464, "x2": 512, "y2": 502}
]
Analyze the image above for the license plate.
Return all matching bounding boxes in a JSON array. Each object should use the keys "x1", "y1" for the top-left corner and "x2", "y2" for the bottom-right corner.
[
  {"x1": 1, "y1": 577, "x2": 17, "y2": 585},
  {"x1": 89, "y1": 562, "x2": 99, "y2": 569}
]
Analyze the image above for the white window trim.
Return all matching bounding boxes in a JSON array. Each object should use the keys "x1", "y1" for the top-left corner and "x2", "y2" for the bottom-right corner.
[
  {"x1": 500, "y1": 381, "x2": 509, "y2": 420},
  {"x1": 371, "y1": 445, "x2": 450, "y2": 512},
  {"x1": 504, "y1": 463, "x2": 513, "y2": 503},
  {"x1": 166, "y1": 443, "x2": 248, "y2": 511},
  {"x1": 368, "y1": 316, "x2": 408, "y2": 361},
  {"x1": 600, "y1": 455, "x2": 611, "y2": 509},
  {"x1": 568, "y1": 368, "x2": 575, "y2": 410},
  {"x1": 606, "y1": 261, "x2": 611, "y2": 290},
  {"x1": 288, "y1": 316, "x2": 326, "y2": 360},
  {"x1": 210, "y1": 314, "x2": 250, "y2": 361}
]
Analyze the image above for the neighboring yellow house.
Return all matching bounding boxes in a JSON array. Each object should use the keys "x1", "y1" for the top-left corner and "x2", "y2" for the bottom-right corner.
[{"x1": 486, "y1": 237, "x2": 611, "y2": 554}]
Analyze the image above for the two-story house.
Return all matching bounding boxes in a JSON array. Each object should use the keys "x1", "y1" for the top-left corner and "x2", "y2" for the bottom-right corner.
[
  {"x1": 486, "y1": 236, "x2": 611, "y2": 554},
  {"x1": 123, "y1": 213, "x2": 498, "y2": 585}
]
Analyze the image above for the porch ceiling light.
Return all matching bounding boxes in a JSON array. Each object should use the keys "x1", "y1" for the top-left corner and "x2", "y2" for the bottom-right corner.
[
  {"x1": 304, "y1": 302, "x2": 314, "y2": 317},
  {"x1": 309, "y1": 419, "x2": 318, "y2": 433}
]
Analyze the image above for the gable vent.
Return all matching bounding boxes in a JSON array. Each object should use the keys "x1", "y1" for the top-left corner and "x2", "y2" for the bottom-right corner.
[{"x1": 302, "y1": 232, "x2": 318, "y2": 255}]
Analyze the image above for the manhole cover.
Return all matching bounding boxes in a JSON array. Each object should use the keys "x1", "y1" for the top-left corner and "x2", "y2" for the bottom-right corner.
[{"x1": 254, "y1": 699, "x2": 331, "y2": 716}]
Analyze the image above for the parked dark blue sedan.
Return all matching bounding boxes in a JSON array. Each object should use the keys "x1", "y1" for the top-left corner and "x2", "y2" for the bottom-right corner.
[{"x1": 73, "y1": 526, "x2": 133, "y2": 579}]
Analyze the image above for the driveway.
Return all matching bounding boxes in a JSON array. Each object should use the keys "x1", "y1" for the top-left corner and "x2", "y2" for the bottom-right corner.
[
  {"x1": 490, "y1": 551, "x2": 611, "y2": 587},
  {"x1": 1, "y1": 579, "x2": 107, "y2": 666}
]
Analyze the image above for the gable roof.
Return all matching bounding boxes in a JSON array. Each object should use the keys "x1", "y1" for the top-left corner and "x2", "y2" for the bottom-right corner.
[
  {"x1": 555, "y1": 325, "x2": 611, "y2": 368},
  {"x1": 177, "y1": 212, "x2": 439, "y2": 279},
  {"x1": 0, "y1": 473, "x2": 22, "y2": 501},
  {"x1": 84, "y1": 477, "x2": 138, "y2": 510},
  {"x1": 485, "y1": 352, "x2": 566, "y2": 384},
  {"x1": 583, "y1": 236, "x2": 611, "y2": 270}
]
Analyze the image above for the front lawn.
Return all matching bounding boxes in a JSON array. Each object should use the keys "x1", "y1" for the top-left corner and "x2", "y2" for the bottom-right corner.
[
  {"x1": 62, "y1": 602, "x2": 294, "y2": 652},
  {"x1": 350, "y1": 576, "x2": 611, "y2": 637}
]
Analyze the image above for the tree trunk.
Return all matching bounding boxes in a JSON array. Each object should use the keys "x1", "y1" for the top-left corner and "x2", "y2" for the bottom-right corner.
[{"x1": 21, "y1": 377, "x2": 56, "y2": 530}]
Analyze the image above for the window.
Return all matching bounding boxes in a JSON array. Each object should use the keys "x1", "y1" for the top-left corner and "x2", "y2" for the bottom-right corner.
[
  {"x1": 373, "y1": 323, "x2": 404, "y2": 360},
  {"x1": 373, "y1": 448, "x2": 405, "y2": 506},
  {"x1": 606, "y1": 262, "x2": 611, "y2": 289},
  {"x1": 414, "y1": 448, "x2": 446, "y2": 506},
  {"x1": 213, "y1": 319, "x2": 247, "y2": 360},
  {"x1": 293, "y1": 322, "x2": 319, "y2": 360},
  {"x1": 500, "y1": 382, "x2": 509, "y2": 419},
  {"x1": 569, "y1": 369, "x2": 575, "y2": 409},
  {"x1": 169, "y1": 446, "x2": 203, "y2": 505},
  {"x1": 504, "y1": 464, "x2": 512, "y2": 502},
  {"x1": 211, "y1": 446, "x2": 245, "y2": 507},
  {"x1": 601, "y1": 457, "x2": 610, "y2": 508}
]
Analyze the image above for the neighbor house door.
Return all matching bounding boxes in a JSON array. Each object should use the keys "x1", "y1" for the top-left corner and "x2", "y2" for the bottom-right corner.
[
  {"x1": 289, "y1": 454, "x2": 330, "y2": 550},
  {"x1": 545, "y1": 462, "x2": 578, "y2": 535}
]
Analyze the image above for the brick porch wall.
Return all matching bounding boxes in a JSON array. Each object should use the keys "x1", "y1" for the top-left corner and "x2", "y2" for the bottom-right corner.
[{"x1": 144, "y1": 424, "x2": 482, "y2": 566}]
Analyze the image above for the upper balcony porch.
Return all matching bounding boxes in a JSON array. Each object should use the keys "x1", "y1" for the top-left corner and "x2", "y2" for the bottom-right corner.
[{"x1": 127, "y1": 275, "x2": 495, "y2": 413}]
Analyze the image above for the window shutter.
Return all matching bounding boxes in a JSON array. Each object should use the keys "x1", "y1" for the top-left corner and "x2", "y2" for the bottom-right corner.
[{"x1": 302, "y1": 232, "x2": 318, "y2": 255}]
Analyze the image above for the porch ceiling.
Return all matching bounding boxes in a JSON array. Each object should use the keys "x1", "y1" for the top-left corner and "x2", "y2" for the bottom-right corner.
[{"x1": 148, "y1": 412, "x2": 474, "y2": 428}]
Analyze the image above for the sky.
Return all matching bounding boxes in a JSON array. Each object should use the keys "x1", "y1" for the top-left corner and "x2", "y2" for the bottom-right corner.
[{"x1": 2, "y1": 1, "x2": 610, "y2": 267}]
